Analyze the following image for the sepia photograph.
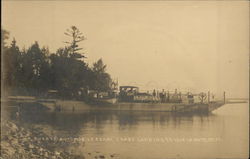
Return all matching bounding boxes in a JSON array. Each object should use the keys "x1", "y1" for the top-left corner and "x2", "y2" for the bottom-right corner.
[{"x1": 1, "y1": 0, "x2": 249, "y2": 159}]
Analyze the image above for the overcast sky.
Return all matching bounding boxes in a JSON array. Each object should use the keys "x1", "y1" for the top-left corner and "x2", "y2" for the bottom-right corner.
[{"x1": 2, "y1": 1, "x2": 249, "y2": 98}]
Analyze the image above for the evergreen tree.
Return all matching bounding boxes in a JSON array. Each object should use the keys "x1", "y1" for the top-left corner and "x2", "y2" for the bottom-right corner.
[
  {"x1": 64, "y1": 26, "x2": 85, "y2": 59},
  {"x1": 91, "y1": 59, "x2": 112, "y2": 97},
  {"x1": 1, "y1": 29, "x2": 9, "y2": 50},
  {"x1": 22, "y1": 42, "x2": 50, "y2": 95},
  {"x1": 2, "y1": 27, "x2": 113, "y2": 100},
  {"x1": 1, "y1": 29, "x2": 10, "y2": 93},
  {"x1": 50, "y1": 47, "x2": 88, "y2": 98},
  {"x1": 3, "y1": 39, "x2": 22, "y2": 90}
]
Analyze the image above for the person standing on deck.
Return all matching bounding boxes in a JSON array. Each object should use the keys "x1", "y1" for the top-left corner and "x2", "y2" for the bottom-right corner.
[
  {"x1": 162, "y1": 89, "x2": 166, "y2": 103},
  {"x1": 153, "y1": 89, "x2": 156, "y2": 97},
  {"x1": 167, "y1": 91, "x2": 170, "y2": 102},
  {"x1": 153, "y1": 89, "x2": 156, "y2": 102}
]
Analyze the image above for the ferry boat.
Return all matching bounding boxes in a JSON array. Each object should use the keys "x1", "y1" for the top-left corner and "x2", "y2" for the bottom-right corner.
[
  {"x1": 10, "y1": 86, "x2": 225, "y2": 113},
  {"x1": 91, "y1": 86, "x2": 226, "y2": 113}
]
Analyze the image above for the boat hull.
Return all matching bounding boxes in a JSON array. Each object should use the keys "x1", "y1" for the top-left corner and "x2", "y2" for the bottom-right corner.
[
  {"x1": 40, "y1": 100, "x2": 224, "y2": 113},
  {"x1": 6, "y1": 96, "x2": 225, "y2": 114}
]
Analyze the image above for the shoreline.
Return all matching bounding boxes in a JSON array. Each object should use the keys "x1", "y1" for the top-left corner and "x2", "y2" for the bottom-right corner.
[
  {"x1": 1, "y1": 110, "x2": 120, "y2": 159},
  {"x1": 1, "y1": 119, "x2": 86, "y2": 159}
]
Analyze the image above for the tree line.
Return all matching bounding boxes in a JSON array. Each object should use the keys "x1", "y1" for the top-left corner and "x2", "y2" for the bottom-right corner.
[{"x1": 1, "y1": 26, "x2": 114, "y2": 100}]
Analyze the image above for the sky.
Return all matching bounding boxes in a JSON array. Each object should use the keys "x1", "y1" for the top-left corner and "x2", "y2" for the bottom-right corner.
[{"x1": 2, "y1": 1, "x2": 249, "y2": 98}]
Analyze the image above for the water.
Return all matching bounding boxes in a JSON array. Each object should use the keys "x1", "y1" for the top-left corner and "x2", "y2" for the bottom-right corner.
[{"x1": 18, "y1": 103, "x2": 249, "y2": 159}]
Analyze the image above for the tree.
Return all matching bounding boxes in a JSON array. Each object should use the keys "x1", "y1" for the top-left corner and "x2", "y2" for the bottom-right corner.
[
  {"x1": 3, "y1": 38, "x2": 20, "y2": 89},
  {"x1": 1, "y1": 29, "x2": 10, "y2": 93},
  {"x1": 91, "y1": 59, "x2": 112, "y2": 97},
  {"x1": 1, "y1": 27, "x2": 113, "y2": 101},
  {"x1": 64, "y1": 26, "x2": 85, "y2": 59},
  {"x1": 21, "y1": 42, "x2": 51, "y2": 95},
  {"x1": 49, "y1": 47, "x2": 89, "y2": 99},
  {"x1": 1, "y1": 29, "x2": 9, "y2": 50},
  {"x1": 93, "y1": 58, "x2": 107, "y2": 73}
]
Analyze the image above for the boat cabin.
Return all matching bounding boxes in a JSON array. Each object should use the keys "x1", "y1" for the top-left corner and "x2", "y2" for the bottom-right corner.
[{"x1": 119, "y1": 86, "x2": 139, "y2": 102}]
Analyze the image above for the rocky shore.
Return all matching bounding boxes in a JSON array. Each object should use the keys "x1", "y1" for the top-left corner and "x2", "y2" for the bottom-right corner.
[
  {"x1": 1, "y1": 119, "x2": 119, "y2": 159},
  {"x1": 1, "y1": 119, "x2": 83, "y2": 159}
]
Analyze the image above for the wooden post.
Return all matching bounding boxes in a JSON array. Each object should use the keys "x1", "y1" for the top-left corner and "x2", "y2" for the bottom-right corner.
[
  {"x1": 223, "y1": 91, "x2": 226, "y2": 104},
  {"x1": 167, "y1": 91, "x2": 170, "y2": 102},
  {"x1": 179, "y1": 92, "x2": 182, "y2": 103},
  {"x1": 208, "y1": 91, "x2": 210, "y2": 103}
]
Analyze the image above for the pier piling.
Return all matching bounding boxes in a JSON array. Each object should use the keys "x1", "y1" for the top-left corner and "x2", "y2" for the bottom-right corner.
[
  {"x1": 223, "y1": 91, "x2": 226, "y2": 104},
  {"x1": 208, "y1": 91, "x2": 210, "y2": 103}
]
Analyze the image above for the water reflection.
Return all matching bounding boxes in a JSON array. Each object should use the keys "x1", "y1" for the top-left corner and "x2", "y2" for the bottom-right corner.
[
  {"x1": 9, "y1": 103, "x2": 249, "y2": 158},
  {"x1": 16, "y1": 109, "x2": 211, "y2": 134}
]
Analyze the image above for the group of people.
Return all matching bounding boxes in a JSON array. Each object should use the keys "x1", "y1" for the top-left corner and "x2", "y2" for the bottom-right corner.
[
  {"x1": 151, "y1": 89, "x2": 182, "y2": 103},
  {"x1": 152, "y1": 89, "x2": 170, "y2": 103}
]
